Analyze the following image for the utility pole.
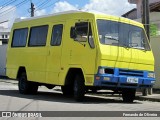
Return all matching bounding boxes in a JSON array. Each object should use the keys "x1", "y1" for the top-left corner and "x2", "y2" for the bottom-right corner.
[
  {"x1": 31, "y1": 2, "x2": 35, "y2": 17},
  {"x1": 142, "y1": 0, "x2": 150, "y2": 41},
  {"x1": 142, "y1": 0, "x2": 152, "y2": 96}
]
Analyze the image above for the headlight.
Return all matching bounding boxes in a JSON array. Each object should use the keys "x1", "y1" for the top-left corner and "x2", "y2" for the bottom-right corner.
[
  {"x1": 99, "y1": 68, "x2": 105, "y2": 74},
  {"x1": 148, "y1": 72, "x2": 155, "y2": 78}
]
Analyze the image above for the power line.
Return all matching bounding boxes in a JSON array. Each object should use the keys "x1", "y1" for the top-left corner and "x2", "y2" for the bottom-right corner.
[
  {"x1": 0, "y1": 0, "x2": 29, "y2": 16},
  {"x1": 0, "y1": 0, "x2": 29, "y2": 17},
  {"x1": 26, "y1": 0, "x2": 60, "y2": 17},
  {"x1": 27, "y1": 0, "x2": 46, "y2": 14},
  {"x1": 35, "y1": 0, "x2": 46, "y2": 7},
  {"x1": 0, "y1": 0, "x2": 17, "y2": 10},
  {"x1": 36, "y1": 0, "x2": 60, "y2": 10},
  {"x1": 27, "y1": 0, "x2": 63, "y2": 17},
  {"x1": 0, "y1": 0, "x2": 14, "y2": 6},
  {"x1": 35, "y1": 0, "x2": 50, "y2": 10},
  {"x1": 34, "y1": 0, "x2": 60, "y2": 14}
]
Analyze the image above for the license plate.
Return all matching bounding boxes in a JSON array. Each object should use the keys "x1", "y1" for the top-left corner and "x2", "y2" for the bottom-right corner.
[{"x1": 127, "y1": 77, "x2": 138, "y2": 83}]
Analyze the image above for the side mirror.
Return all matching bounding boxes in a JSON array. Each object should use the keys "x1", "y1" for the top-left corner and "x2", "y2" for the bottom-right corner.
[{"x1": 70, "y1": 27, "x2": 77, "y2": 39}]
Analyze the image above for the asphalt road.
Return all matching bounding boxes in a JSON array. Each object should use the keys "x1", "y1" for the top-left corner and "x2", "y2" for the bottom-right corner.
[{"x1": 0, "y1": 79, "x2": 160, "y2": 120}]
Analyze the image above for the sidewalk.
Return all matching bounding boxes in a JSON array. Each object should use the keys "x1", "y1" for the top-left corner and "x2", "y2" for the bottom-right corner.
[
  {"x1": 0, "y1": 78, "x2": 18, "y2": 84},
  {"x1": 136, "y1": 94, "x2": 160, "y2": 102},
  {"x1": 0, "y1": 78, "x2": 160, "y2": 102}
]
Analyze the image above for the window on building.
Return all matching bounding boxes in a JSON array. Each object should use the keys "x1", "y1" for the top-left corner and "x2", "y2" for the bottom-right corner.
[
  {"x1": 29, "y1": 25, "x2": 48, "y2": 46},
  {"x1": 5, "y1": 35, "x2": 8, "y2": 38},
  {"x1": 51, "y1": 24, "x2": 63, "y2": 46},
  {"x1": 12, "y1": 28, "x2": 28, "y2": 47},
  {"x1": 2, "y1": 35, "x2": 4, "y2": 39}
]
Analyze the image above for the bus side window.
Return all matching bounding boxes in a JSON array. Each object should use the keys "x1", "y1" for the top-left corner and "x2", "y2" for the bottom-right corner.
[
  {"x1": 12, "y1": 28, "x2": 28, "y2": 47},
  {"x1": 28, "y1": 25, "x2": 48, "y2": 46},
  {"x1": 51, "y1": 24, "x2": 63, "y2": 46}
]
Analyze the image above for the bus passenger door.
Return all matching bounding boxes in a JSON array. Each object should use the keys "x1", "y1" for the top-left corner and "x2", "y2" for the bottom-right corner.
[{"x1": 46, "y1": 22, "x2": 65, "y2": 85}]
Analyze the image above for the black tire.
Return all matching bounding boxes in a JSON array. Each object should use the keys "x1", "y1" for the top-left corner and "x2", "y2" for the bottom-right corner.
[
  {"x1": 91, "y1": 88, "x2": 97, "y2": 93},
  {"x1": 73, "y1": 74, "x2": 85, "y2": 101},
  {"x1": 18, "y1": 72, "x2": 38, "y2": 94},
  {"x1": 122, "y1": 89, "x2": 136, "y2": 103},
  {"x1": 29, "y1": 82, "x2": 39, "y2": 94},
  {"x1": 142, "y1": 88, "x2": 148, "y2": 96},
  {"x1": 46, "y1": 85, "x2": 55, "y2": 89},
  {"x1": 61, "y1": 85, "x2": 74, "y2": 97}
]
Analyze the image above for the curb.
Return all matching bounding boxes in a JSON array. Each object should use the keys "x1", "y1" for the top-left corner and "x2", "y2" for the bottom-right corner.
[
  {"x1": 0, "y1": 79, "x2": 18, "y2": 84},
  {"x1": 135, "y1": 96, "x2": 160, "y2": 102}
]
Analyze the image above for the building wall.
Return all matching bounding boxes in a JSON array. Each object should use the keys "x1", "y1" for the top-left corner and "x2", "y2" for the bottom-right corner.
[
  {"x1": 0, "y1": 44, "x2": 7, "y2": 76},
  {"x1": 0, "y1": 27, "x2": 10, "y2": 76},
  {"x1": 150, "y1": 36, "x2": 160, "y2": 89},
  {"x1": 150, "y1": 0, "x2": 160, "y2": 4},
  {"x1": 123, "y1": 9, "x2": 137, "y2": 19},
  {"x1": 0, "y1": 27, "x2": 10, "y2": 40},
  {"x1": 134, "y1": 12, "x2": 160, "y2": 88},
  {"x1": 129, "y1": 10, "x2": 137, "y2": 19},
  {"x1": 129, "y1": 0, "x2": 160, "y2": 18},
  {"x1": 0, "y1": 33, "x2": 9, "y2": 39},
  {"x1": 150, "y1": 12, "x2": 160, "y2": 88}
]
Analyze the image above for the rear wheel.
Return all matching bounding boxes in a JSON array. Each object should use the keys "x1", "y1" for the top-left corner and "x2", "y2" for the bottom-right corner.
[
  {"x1": 142, "y1": 88, "x2": 148, "y2": 96},
  {"x1": 122, "y1": 89, "x2": 136, "y2": 103},
  {"x1": 73, "y1": 74, "x2": 85, "y2": 101},
  {"x1": 18, "y1": 72, "x2": 38, "y2": 94}
]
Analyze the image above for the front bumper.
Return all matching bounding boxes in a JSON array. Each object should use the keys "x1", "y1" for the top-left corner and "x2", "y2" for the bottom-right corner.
[{"x1": 94, "y1": 68, "x2": 155, "y2": 89}]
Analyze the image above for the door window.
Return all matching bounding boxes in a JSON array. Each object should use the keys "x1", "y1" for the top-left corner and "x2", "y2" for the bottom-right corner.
[{"x1": 51, "y1": 24, "x2": 63, "y2": 46}]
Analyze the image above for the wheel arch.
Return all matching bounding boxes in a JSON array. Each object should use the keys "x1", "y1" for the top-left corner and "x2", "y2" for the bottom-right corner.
[{"x1": 64, "y1": 67, "x2": 85, "y2": 86}]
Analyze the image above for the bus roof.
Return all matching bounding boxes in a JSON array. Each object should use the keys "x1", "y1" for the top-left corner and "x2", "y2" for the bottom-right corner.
[{"x1": 14, "y1": 10, "x2": 143, "y2": 28}]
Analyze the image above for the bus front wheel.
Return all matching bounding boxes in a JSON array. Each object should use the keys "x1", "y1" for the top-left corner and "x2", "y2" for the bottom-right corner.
[
  {"x1": 122, "y1": 89, "x2": 136, "y2": 103},
  {"x1": 73, "y1": 74, "x2": 85, "y2": 101}
]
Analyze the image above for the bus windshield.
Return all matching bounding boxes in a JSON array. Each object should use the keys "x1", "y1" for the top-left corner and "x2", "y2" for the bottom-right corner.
[{"x1": 97, "y1": 19, "x2": 151, "y2": 51}]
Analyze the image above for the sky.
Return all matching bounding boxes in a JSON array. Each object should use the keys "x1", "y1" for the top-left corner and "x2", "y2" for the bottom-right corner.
[{"x1": 0, "y1": 0, "x2": 136, "y2": 28}]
